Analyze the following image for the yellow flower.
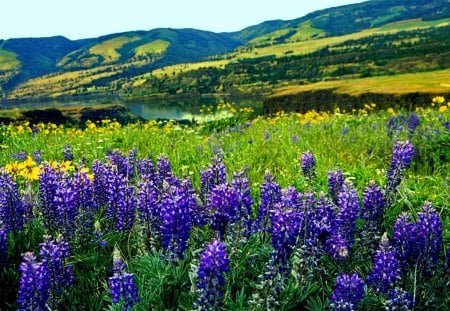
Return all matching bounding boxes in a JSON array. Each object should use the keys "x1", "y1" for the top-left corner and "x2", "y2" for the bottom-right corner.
[
  {"x1": 59, "y1": 161, "x2": 74, "y2": 172},
  {"x1": 439, "y1": 105, "x2": 448, "y2": 113},
  {"x1": 432, "y1": 96, "x2": 446, "y2": 105},
  {"x1": 5, "y1": 161, "x2": 21, "y2": 175}
]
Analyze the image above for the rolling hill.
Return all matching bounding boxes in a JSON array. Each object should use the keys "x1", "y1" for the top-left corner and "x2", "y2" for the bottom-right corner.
[{"x1": 1, "y1": 0, "x2": 450, "y2": 101}]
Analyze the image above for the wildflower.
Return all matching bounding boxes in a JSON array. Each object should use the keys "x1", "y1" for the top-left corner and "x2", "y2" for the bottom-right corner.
[
  {"x1": 336, "y1": 180, "x2": 360, "y2": 249},
  {"x1": 416, "y1": 202, "x2": 443, "y2": 271},
  {"x1": 231, "y1": 169, "x2": 253, "y2": 237},
  {"x1": 384, "y1": 288, "x2": 414, "y2": 310},
  {"x1": 330, "y1": 273, "x2": 365, "y2": 311},
  {"x1": 368, "y1": 233, "x2": 400, "y2": 293},
  {"x1": 160, "y1": 181, "x2": 192, "y2": 261},
  {"x1": 270, "y1": 203, "x2": 300, "y2": 269},
  {"x1": 137, "y1": 179, "x2": 161, "y2": 245},
  {"x1": 253, "y1": 171, "x2": 281, "y2": 233},
  {"x1": 33, "y1": 150, "x2": 43, "y2": 164},
  {"x1": 62, "y1": 144, "x2": 74, "y2": 162},
  {"x1": 109, "y1": 248, "x2": 139, "y2": 311},
  {"x1": 194, "y1": 239, "x2": 229, "y2": 310},
  {"x1": 264, "y1": 130, "x2": 270, "y2": 140},
  {"x1": 407, "y1": 113, "x2": 420, "y2": 136},
  {"x1": 12, "y1": 151, "x2": 27, "y2": 161},
  {"x1": 326, "y1": 232, "x2": 349, "y2": 260},
  {"x1": 105, "y1": 169, "x2": 136, "y2": 233},
  {"x1": 17, "y1": 252, "x2": 50, "y2": 311},
  {"x1": 393, "y1": 212, "x2": 417, "y2": 265},
  {"x1": 0, "y1": 172, "x2": 25, "y2": 232},
  {"x1": 359, "y1": 181, "x2": 385, "y2": 248},
  {"x1": 39, "y1": 235, "x2": 74, "y2": 308},
  {"x1": 208, "y1": 183, "x2": 239, "y2": 239},
  {"x1": 301, "y1": 150, "x2": 316, "y2": 180},
  {"x1": 385, "y1": 141, "x2": 414, "y2": 207},
  {"x1": 328, "y1": 169, "x2": 344, "y2": 205}
]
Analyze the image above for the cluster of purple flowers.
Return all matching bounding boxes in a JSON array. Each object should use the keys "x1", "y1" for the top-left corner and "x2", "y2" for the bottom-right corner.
[
  {"x1": 330, "y1": 273, "x2": 365, "y2": 310},
  {"x1": 194, "y1": 239, "x2": 230, "y2": 310},
  {"x1": 17, "y1": 235, "x2": 73, "y2": 310},
  {"x1": 108, "y1": 248, "x2": 139, "y2": 311},
  {"x1": 393, "y1": 202, "x2": 443, "y2": 272},
  {"x1": 386, "y1": 113, "x2": 420, "y2": 138},
  {"x1": 301, "y1": 150, "x2": 316, "y2": 180},
  {"x1": 367, "y1": 234, "x2": 400, "y2": 293},
  {"x1": 385, "y1": 140, "x2": 414, "y2": 206}
]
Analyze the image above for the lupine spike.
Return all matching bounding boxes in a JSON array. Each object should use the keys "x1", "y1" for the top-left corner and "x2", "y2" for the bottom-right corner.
[
  {"x1": 330, "y1": 273, "x2": 365, "y2": 310},
  {"x1": 301, "y1": 150, "x2": 316, "y2": 180},
  {"x1": 194, "y1": 239, "x2": 229, "y2": 310}
]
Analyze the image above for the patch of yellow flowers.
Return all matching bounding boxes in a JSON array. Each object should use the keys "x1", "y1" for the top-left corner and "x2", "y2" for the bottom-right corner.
[{"x1": 4, "y1": 157, "x2": 90, "y2": 182}]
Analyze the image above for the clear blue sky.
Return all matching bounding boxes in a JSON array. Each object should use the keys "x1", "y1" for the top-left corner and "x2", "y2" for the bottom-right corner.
[{"x1": 1, "y1": 0, "x2": 367, "y2": 40}]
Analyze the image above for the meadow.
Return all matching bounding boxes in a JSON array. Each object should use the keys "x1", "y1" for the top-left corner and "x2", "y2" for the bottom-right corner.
[{"x1": 0, "y1": 98, "x2": 449, "y2": 310}]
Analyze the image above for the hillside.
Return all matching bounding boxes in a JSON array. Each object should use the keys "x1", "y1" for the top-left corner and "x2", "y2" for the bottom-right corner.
[{"x1": 1, "y1": 0, "x2": 450, "y2": 100}]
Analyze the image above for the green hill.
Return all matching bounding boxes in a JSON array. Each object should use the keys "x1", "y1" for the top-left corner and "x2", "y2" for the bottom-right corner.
[{"x1": 1, "y1": 0, "x2": 450, "y2": 100}]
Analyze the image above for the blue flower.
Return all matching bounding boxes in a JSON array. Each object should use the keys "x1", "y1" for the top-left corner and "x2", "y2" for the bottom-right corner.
[
  {"x1": 301, "y1": 150, "x2": 316, "y2": 180},
  {"x1": 368, "y1": 234, "x2": 400, "y2": 293},
  {"x1": 384, "y1": 288, "x2": 414, "y2": 310},
  {"x1": 194, "y1": 239, "x2": 229, "y2": 310},
  {"x1": 328, "y1": 169, "x2": 344, "y2": 205},
  {"x1": 109, "y1": 248, "x2": 139, "y2": 311},
  {"x1": 253, "y1": 171, "x2": 281, "y2": 233},
  {"x1": 330, "y1": 273, "x2": 365, "y2": 310}
]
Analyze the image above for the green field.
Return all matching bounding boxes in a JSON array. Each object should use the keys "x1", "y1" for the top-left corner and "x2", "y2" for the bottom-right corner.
[{"x1": 0, "y1": 97, "x2": 449, "y2": 310}]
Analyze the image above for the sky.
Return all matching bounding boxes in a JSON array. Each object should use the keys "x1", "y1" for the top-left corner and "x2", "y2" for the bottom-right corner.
[{"x1": 1, "y1": 0, "x2": 367, "y2": 40}]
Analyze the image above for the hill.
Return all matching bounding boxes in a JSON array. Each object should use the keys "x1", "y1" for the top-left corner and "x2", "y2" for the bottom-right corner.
[{"x1": 1, "y1": 0, "x2": 450, "y2": 101}]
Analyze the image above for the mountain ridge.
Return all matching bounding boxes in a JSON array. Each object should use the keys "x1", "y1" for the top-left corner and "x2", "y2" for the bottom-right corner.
[{"x1": 1, "y1": 0, "x2": 449, "y2": 100}]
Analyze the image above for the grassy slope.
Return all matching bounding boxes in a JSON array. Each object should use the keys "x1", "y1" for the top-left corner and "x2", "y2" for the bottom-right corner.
[
  {"x1": 0, "y1": 49, "x2": 20, "y2": 71},
  {"x1": 134, "y1": 39, "x2": 170, "y2": 57},
  {"x1": 269, "y1": 69, "x2": 450, "y2": 97}
]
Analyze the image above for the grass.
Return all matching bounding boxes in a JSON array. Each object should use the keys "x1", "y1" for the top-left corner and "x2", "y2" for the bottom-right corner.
[
  {"x1": 0, "y1": 99, "x2": 449, "y2": 310},
  {"x1": 0, "y1": 49, "x2": 20, "y2": 71},
  {"x1": 89, "y1": 36, "x2": 140, "y2": 64},
  {"x1": 269, "y1": 68, "x2": 450, "y2": 97},
  {"x1": 134, "y1": 39, "x2": 170, "y2": 57}
]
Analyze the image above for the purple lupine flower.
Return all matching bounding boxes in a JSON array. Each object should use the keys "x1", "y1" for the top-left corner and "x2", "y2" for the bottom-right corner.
[
  {"x1": 92, "y1": 160, "x2": 108, "y2": 208},
  {"x1": 384, "y1": 288, "x2": 414, "y2": 310},
  {"x1": 326, "y1": 232, "x2": 349, "y2": 260},
  {"x1": 328, "y1": 169, "x2": 344, "y2": 205},
  {"x1": 361, "y1": 181, "x2": 385, "y2": 223},
  {"x1": 231, "y1": 169, "x2": 253, "y2": 237},
  {"x1": 341, "y1": 125, "x2": 349, "y2": 138},
  {"x1": 393, "y1": 212, "x2": 417, "y2": 265},
  {"x1": 444, "y1": 121, "x2": 450, "y2": 131},
  {"x1": 359, "y1": 181, "x2": 385, "y2": 249},
  {"x1": 313, "y1": 193, "x2": 337, "y2": 245},
  {"x1": 194, "y1": 239, "x2": 229, "y2": 310},
  {"x1": 385, "y1": 141, "x2": 414, "y2": 206},
  {"x1": 301, "y1": 150, "x2": 316, "y2": 180},
  {"x1": 62, "y1": 144, "x2": 74, "y2": 161},
  {"x1": 253, "y1": 171, "x2": 282, "y2": 233},
  {"x1": 39, "y1": 164, "x2": 63, "y2": 232},
  {"x1": 416, "y1": 202, "x2": 443, "y2": 271},
  {"x1": 33, "y1": 150, "x2": 43, "y2": 164},
  {"x1": 386, "y1": 115, "x2": 405, "y2": 138},
  {"x1": 160, "y1": 181, "x2": 192, "y2": 261},
  {"x1": 136, "y1": 157, "x2": 155, "y2": 181},
  {"x1": 270, "y1": 203, "x2": 300, "y2": 268},
  {"x1": 0, "y1": 228, "x2": 8, "y2": 266},
  {"x1": 0, "y1": 172, "x2": 25, "y2": 232},
  {"x1": 72, "y1": 172, "x2": 97, "y2": 243},
  {"x1": 208, "y1": 183, "x2": 239, "y2": 239},
  {"x1": 53, "y1": 175, "x2": 79, "y2": 239},
  {"x1": 106, "y1": 149, "x2": 135, "y2": 179},
  {"x1": 336, "y1": 180, "x2": 360, "y2": 249},
  {"x1": 137, "y1": 179, "x2": 161, "y2": 244},
  {"x1": 39, "y1": 235, "x2": 74, "y2": 308},
  {"x1": 367, "y1": 234, "x2": 400, "y2": 293},
  {"x1": 264, "y1": 130, "x2": 270, "y2": 140},
  {"x1": 105, "y1": 169, "x2": 136, "y2": 233},
  {"x1": 199, "y1": 155, "x2": 228, "y2": 206},
  {"x1": 12, "y1": 151, "x2": 27, "y2": 161},
  {"x1": 291, "y1": 134, "x2": 299, "y2": 144},
  {"x1": 330, "y1": 273, "x2": 365, "y2": 311},
  {"x1": 156, "y1": 155, "x2": 176, "y2": 189},
  {"x1": 17, "y1": 252, "x2": 50, "y2": 311},
  {"x1": 109, "y1": 248, "x2": 139, "y2": 311},
  {"x1": 407, "y1": 113, "x2": 420, "y2": 136}
]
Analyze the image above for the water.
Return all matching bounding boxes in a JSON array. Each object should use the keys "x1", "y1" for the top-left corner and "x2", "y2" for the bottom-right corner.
[
  {"x1": 124, "y1": 96, "x2": 263, "y2": 121},
  {"x1": 0, "y1": 95, "x2": 264, "y2": 122}
]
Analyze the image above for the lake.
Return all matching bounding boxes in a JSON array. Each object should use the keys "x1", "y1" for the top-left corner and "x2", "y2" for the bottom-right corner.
[{"x1": 0, "y1": 95, "x2": 264, "y2": 122}]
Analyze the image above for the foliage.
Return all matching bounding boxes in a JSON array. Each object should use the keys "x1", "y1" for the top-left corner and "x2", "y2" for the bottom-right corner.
[{"x1": 0, "y1": 98, "x2": 449, "y2": 310}]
